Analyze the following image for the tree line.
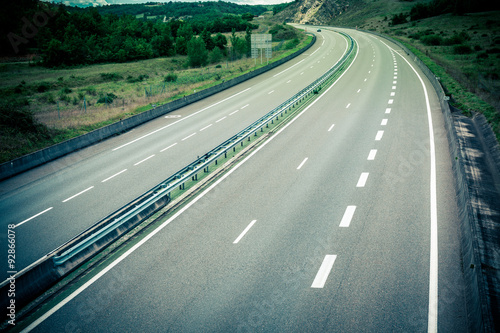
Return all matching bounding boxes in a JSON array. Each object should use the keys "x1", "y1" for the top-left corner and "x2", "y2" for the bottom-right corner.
[{"x1": 1, "y1": 1, "x2": 260, "y2": 67}]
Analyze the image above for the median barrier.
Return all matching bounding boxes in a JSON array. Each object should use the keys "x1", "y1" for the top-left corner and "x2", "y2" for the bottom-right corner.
[
  {"x1": 366, "y1": 29, "x2": 499, "y2": 332},
  {"x1": 0, "y1": 35, "x2": 316, "y2": 181}
]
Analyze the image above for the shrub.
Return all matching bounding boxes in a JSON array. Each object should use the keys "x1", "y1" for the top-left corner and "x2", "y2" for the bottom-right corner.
[
  {"x1": 453, "y1": 44, "x2": 473, "y2": 54},
  {"x1": 100, "y1": 72, "x2": 122, "y2": 81},
  {"x1": 421, "y1": 35, "x2": 443, "y2": 46},
  {"x1": 164, "y1": 73, "x2": 178, "y2": 82},
  {"x1": 97, "y1": 92, "x2": 118, "y2": 104},
  {"x1": 37, "y1": 82, "x2": 51, "y2": 93}
]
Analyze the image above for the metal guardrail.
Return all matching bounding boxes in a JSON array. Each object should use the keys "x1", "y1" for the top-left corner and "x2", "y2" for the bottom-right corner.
[{"x1": 52, "y1": 31, "x2": 356, "y2": 266}]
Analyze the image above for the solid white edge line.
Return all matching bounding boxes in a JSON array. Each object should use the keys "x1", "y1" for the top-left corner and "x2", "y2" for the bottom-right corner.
[
  {"x1": 380, "y1": 39, "x2": 438, "y2": 333},
  {"x1": 62, "y1": 186, "x2": 94, "y2": 203},
  {"x1": 297, "y1": 157, "x2": 309, "y2": 170},
  {"x1": 233, "y1": 220, "x2": 257, "y2": 244},
  {"x1": 311, "y1": 255, "x2": 337, "y2": 288},
  {"x1": 101, "y1": 169, "x2": 127, "y2": 183},
  {"x1": 134, "y1": 154, "x2": 155, "y2": 166},
  {"x1": 339, "y1": 205, "x2": 356, "y2": 227},
  {"x1": 16, "y1": 207, "x2": 53, "y2": 228},
  {"x1": 112, "y1": 87, "x2": 251, "y2": 151},
  {"x1": 22, "y1": 32, "x2": 359, "y2": 333}
]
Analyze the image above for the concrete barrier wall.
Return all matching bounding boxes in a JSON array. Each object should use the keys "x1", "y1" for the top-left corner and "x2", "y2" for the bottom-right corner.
[{"x1": 0, "y1": 35, "x2": 316, "y2": 181}]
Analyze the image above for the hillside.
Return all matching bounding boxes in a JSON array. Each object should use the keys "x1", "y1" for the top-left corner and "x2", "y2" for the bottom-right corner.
[{"x1": 273, "y1": 0, "x2": 500, "y2": 139}]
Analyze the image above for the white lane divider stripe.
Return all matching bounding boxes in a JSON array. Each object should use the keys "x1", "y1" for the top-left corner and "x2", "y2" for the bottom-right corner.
[
  {"x1": 229, "y1": 110, "x2": 239, "y2": 116},
  {"x1": 328, "y1": 124, "x2": 335, "y2": 132},
  {"x1": 160, "y1": 142, "x2": 177, "y2": 152},
  {"x1": 62, "y1": 186, "x2": 94, "y2": 203},
  {"x1": 375, "y1": 130, "x2": 384, "y2": 141},
  {"x1": 241, "y1": 104, "x2": 249, "y2": 109},
  {"x1": 381, "y1": 119, "x2": 388, "y2": 126},
  {"x1": 311, "y1": 255, "x2": 337, "y2": 288},
  {"x1": 297, "y1": 157, "x2": 309, "y2": 170},
  {"x1": 216, "y1": 116, "x2": 227, "y2": 123},
  {"x1": 268, "y1": 90, "x2": 275, "y2": 95},
  {"x1": 356, "y1": 172, "x2": 369, "y2": 187},
  {"x1": 21, "y1": 35, "x2": 360, "y2": 333},
  {"x1": 367, "y1": 149, "x2": 377, "y2": 160},
  {"x1": 199, "y1": 124, "x2": 213, "y2": 131},
  {"x1": 181, "y1": 133, "x2": 196, "y2": 141},
  {"x1": 346, "y1": 103, "x2": 351, "y2": 108},
  {"x1": 112, "y1": 87, "x2": 251, "y2": 151},
  {"x1": 339, "y1": 206, "x2": 356, "y2": 227},
  {"x1": 102, "y1": 169, "x2": 127, "y2": 183},
  {"x1": 233, "y1": 220, "x2": 257, "y2": 244},
  {"x1": 388, "y1": 99, "x2": 394, "y2": 104},
  {"x1": 16, "y1": 207, "x2": 53, "y2": 228},
  {"x1": 272, "y1": 58, "x2": 305, "y2": 77},
  {"x1": 134, "y1": 154, "x2": 155, "y2": 166},
  {"x1": 385, "y1": 108, "x2": 391, "y2": 114}
]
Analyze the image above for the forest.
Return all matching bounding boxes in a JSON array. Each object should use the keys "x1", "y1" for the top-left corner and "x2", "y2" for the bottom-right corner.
[{"x1": 1, "y1": 0, "x2": 266, "y2": 67}]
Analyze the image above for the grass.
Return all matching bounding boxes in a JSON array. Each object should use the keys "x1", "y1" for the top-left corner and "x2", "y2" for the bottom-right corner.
[{"x1": 0, "y1": 20, "x2": 311, "y2": 164}]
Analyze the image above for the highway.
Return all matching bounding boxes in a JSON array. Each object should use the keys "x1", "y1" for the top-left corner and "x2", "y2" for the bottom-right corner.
[
  {"x1": 0, "y1": 29, "x2": 348, "y2": 275},
  {"x1": 22, "y1": 27, "x2": 468, "y2": 332}
]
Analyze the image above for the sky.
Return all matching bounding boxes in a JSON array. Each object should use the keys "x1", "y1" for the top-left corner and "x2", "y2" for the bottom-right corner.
[{"x1": 53, "y1": 0, "x2": 294, "y2": 7}]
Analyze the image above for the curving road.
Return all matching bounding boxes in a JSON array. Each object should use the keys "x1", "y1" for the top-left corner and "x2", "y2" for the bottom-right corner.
[
  {"x1": 22, "y1": 27, "x2": 469, "y2": 332},
  {"x1": 1, "y1": 30, "x2": 348, "y2": 274}
]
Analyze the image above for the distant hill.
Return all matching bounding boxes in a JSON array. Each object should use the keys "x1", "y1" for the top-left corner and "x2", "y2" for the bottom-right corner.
[{"x1": 272, "y1": 0, "x2": 500, "y2": 27}]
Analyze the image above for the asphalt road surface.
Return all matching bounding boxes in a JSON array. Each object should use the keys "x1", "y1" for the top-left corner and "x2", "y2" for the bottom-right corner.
[
  {"x1": 1, "y1": 29, "x2": 348, "y2": 274},
  {"x1": 20, "y1": 27, "x2": 469, "y2": 332}
]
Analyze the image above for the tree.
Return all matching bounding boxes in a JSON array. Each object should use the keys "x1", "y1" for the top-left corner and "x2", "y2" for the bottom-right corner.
[
  {"x1": 175, "y1": 36, "x2": 188, "y2": 55},
  {"x1": 187, "y1": 37, "x2": 208, "y2": 67},
  {"x1": 201, "y1": 28, "x2": 215, "y2": 51},
  {"x1": 209, "y1": 46, "x2": 223, "y2": 64},
  {"x1": 213, "y1": 32, "x2": 227, "y2": 53}
]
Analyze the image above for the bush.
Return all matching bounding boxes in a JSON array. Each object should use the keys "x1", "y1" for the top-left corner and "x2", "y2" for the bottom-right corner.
[
  {"x1": 164, "y1": 73, "x2": 178, "y2": 82},
  {"x1": 421, "y1": 35, "x2": 443, "y2": 46},
  {"x1": 100, "y1": 73, "x2": 123, "y2": 81},
  {"x1": 284, "y1": 38, "x2": 299, "y2": 50},
  {"x1": 453, "y1": 44, "x2": 473, "y2": 54},
  {"x1": 37, "y1": 82, "x2": 51, "y2": 93},
  {"x1": 97, "y1": 93, "x2": 118, "y2": 104}
]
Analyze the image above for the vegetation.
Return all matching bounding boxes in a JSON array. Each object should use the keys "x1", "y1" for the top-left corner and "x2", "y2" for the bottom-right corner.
[
  {"x1": 0, "y1": 9, "x2": 310, "y2": 164},
  {"x1": 329, "y1": 0, "x2": 500, "y2": 141}
]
